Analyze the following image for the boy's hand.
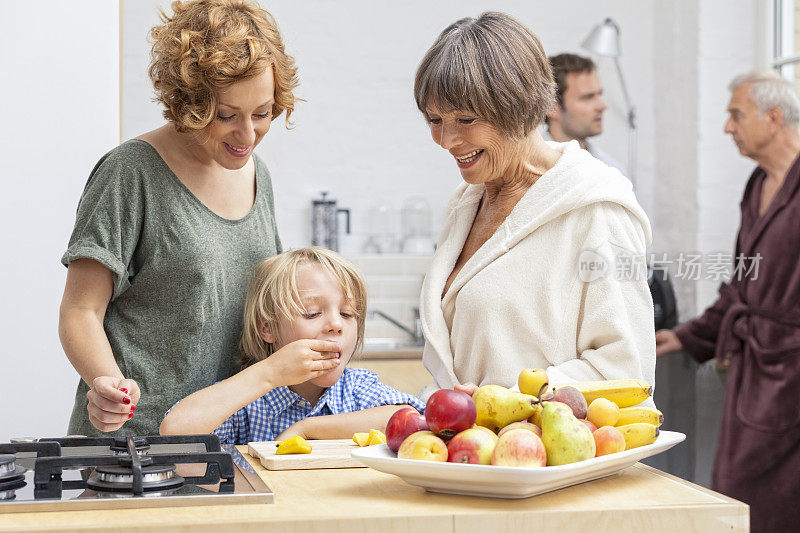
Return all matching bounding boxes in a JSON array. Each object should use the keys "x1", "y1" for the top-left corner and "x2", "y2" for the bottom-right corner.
[
  {"x1": 261, "y1": 339, "x2": 341, "y2": 388},
  {"x1": 276, "y1": 419, "x2": 309, "y2": 441}
]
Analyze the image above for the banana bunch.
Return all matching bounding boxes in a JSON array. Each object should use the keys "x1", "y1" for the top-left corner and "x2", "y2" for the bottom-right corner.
[{"x1": 536, "y1": 373, "x2": 662, "y2": 449}]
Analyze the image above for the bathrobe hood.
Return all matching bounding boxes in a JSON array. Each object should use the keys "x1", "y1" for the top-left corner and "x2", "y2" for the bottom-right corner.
[{"x1": 419, "y1": 140, "x2": 655, "y2": 399}]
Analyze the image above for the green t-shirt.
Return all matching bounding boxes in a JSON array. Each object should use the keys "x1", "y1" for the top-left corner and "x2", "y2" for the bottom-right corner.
[{"x1": 61, "y1": 139, "x2": 282, "y2": 437}]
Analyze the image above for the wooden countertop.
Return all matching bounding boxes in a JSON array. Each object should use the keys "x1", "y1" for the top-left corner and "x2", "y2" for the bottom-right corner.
[
  {"x1": 0, "y1": 446, "x2": 748, "y2": 532},
  {"x1": 359, "y1": 347, "x2": 423, "y2": 359}
]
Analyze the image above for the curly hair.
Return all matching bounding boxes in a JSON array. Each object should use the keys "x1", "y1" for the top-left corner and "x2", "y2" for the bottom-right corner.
[{"x1": 148, "y1": 0, "x2": 298, "y2": 132}]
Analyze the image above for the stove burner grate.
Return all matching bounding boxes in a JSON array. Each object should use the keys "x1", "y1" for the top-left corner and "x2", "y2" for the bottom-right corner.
[
  {"x1": 88, "y1": 464, "x2": 184, "y2": 493},
  {"x1": 110, "y1": 436, "x2": 150, "y2": 456},
  {"x1": 0, "y1": 454, "x2": 27, "y2": 500}
]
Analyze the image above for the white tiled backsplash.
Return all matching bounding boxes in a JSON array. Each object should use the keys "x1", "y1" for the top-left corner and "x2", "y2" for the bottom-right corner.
[{"x1": 345, "y1": 254, "x2": 433, "y2": 340}]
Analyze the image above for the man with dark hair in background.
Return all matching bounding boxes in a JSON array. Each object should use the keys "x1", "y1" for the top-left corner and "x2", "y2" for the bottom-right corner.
[{"x1": 544, "y1": 53, "x2": 626, "y2": 173}]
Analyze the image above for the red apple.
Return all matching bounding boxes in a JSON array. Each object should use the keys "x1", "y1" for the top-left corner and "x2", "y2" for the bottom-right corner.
[
  {"x1": 497, "y1": 421, "x2": 542, "y2": 438},
  {"x1": 594, "y1": 426, "x2": 626, "y2": 456},
  {"x1": 579, "y1": 419, "x2": 598, "y2": 434},
  {"x1": 386, "y1": 407, "x2": 429, "y2": 452},
  {"x1": 447, "y1": 428, "x2": 497, "y2": 464},
  {"x1": 397, "y1": 431, "x2": 448, "y2": 461},
  {"x1": 491, "y1": 428, "x2": 547, "y2": 467},
  {"x1": 425, "y1": 389, "x2": 477, "y2": 439}
]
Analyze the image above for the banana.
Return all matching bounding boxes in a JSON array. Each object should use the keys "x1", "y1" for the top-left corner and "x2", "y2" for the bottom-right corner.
[
  {"x1": 616, "y1": 406, "x2": 664, "y2": 427},
  {"x1": 616, "y1": 423, "x2": 659, "y2": 450},
  {"x1": 554, "y1": 379, "x2": 652, "y2": 408}
]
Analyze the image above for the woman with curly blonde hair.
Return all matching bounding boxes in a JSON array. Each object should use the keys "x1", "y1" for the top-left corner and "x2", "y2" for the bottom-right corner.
[{"x1": 59, "y1": 0, "x2": 298, "y2": 436}]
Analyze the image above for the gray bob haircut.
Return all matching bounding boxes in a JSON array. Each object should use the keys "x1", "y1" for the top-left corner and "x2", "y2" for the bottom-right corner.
[
  {"x1": 414, "y1": 12, "x2": 556, "y2": 139},
  {"x1": 729, "y1": 69, "x2": 800, "y2": 128}
]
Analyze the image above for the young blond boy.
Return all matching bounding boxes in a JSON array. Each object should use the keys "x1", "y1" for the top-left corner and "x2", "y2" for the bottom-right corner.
[{"x1": 160, "y1": 247, "x2": 424, "y2": 443}]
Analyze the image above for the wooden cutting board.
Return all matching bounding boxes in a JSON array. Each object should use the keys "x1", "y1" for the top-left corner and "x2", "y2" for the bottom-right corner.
[{"x1": 246, "y1": 439, "x2": 369, "y2": 470}]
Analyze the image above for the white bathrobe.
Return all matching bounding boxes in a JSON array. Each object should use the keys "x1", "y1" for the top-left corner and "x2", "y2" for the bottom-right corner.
[{"x1": 420, "y1": 140, "x2": 656, "y2": 401}]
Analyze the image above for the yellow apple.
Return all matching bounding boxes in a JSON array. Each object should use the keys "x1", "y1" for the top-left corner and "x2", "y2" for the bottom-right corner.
[
  {"x1": 587, "y1": 398, "x2": 620, "y2": 428},
  {"x1": 518, "y1": 368, "x2": 549, "y2": 397},
  {"x1": 397, "y1": 431, "x2": 448, "y2": 461}
]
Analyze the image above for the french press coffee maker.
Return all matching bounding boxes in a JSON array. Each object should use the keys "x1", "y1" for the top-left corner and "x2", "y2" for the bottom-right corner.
[{"x1": 311, "y1": 192, "x2": 350, "y2": 252}]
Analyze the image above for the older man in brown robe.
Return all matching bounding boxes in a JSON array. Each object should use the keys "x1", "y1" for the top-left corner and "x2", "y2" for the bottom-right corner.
[{"x1": 656, "y1": 70, "x2": 800, "y2": 533}]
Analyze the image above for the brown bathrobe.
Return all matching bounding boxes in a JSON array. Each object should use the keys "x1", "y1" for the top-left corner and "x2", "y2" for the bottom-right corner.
[{"x1": 675, "y1": 153, "x2": 800, "y2": 533}]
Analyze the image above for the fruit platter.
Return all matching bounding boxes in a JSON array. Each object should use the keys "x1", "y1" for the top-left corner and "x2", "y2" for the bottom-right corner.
[{"x1": 351, "y1": 369, "x2": 686, "y2": 499}]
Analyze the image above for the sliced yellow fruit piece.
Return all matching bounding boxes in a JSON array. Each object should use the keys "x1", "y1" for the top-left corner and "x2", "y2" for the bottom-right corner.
[
  {"x1": 366, "y1": 429, "x2": 387, "y2": 446},
  {"x1": 353, "y1": 432, "x2": 370, "y2": 446},
  {"x1": 275, "y1": 435, "x2": 312, "y2": 454}
]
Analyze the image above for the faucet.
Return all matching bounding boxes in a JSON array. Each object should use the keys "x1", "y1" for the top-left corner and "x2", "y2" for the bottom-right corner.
[{"x1": 368, "y1": 308, "x2": 424, "y2": 346}]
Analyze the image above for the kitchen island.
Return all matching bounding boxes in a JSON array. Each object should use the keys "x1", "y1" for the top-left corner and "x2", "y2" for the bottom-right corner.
[{"x1": 1, "y1": 446, "x2": 748, "y2": 532}]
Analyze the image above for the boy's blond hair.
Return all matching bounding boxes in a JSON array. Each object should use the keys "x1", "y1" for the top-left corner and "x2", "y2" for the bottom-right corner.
[{"x1": 240, "y1": 247, "x2": 367, "y2": 367}]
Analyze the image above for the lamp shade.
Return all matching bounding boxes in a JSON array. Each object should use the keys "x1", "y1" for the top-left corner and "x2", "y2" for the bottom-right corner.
[{"x1": 581, "y1": 18, "x2": 621, "y2": 57}]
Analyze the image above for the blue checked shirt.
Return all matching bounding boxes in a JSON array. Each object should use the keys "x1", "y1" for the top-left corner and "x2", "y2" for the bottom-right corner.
[{"x1": 211, "y1": 367, "x2": 426, "y2": 445}]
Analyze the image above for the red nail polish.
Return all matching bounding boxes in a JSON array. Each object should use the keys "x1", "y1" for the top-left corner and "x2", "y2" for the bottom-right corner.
[
  {"x1": 122, "y1": 397, "x2": 131, "y2": 405},
  {"x1": 119, "y1": 388, "x2": 128, "y2": 394},
  {"x1": 128, "y1": 412, "x2": 134, "y2": 419},
  {"x1": 130, "y1": 405, "x2": 136, "y2": 412}
]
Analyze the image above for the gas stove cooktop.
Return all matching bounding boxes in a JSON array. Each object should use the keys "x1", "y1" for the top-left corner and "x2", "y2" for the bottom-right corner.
[{"x1": 0, "y1": 433, "x2": 273, "y2": 513}]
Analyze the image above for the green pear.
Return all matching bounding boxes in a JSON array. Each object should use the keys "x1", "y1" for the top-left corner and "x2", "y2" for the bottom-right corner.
[
  {"x1": 541, "y1": 402, "x2": 596, "y2": 465},
  {"x1": 473, "y1": 385, "x2": 539, "y2": 433}
]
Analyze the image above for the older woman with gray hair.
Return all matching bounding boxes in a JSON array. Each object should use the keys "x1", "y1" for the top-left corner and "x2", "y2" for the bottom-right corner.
[{"x1": 415, "y1": 12, "x2": 656, "y2": 400}]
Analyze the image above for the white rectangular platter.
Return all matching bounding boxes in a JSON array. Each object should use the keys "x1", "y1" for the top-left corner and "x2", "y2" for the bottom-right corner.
[
  {"x1": 247, "y1": 439, "x2": 368, "y2": 470},
  {"x1": 351, "y1": 430, "x2": 685, "y2": 498}
]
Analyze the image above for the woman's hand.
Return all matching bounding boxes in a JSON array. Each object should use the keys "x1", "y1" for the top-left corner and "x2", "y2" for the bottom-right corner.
[
  {"x1": 655, "y1": 329, "x2": 683, "y2": 356},
  {"x1": 454, "y1": 382, "x2": 479, "y2": 397},
  {"x1": 258, "y1": 339, "x2": 342, "y2": 388},
  {"x1": 86, "y1": 376, "x2": 140, "y2": 432},
  {"x1": 276, "y1": 419, "x2": 309, "y2": 442}
]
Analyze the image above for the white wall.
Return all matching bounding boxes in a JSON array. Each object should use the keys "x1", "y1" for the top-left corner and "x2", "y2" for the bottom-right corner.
[
  {"x1": 651, "y1": 0, "x2": 700, "y2": 321},
  {"x1": 0, "y1": 1, "x2": 120, "y2": 442},
  {"x1": 694, "y1": 0, "x2": 765, "y2": 311},
  {"x1": 122, "y1": 0, "x2": 654, "y2": 252},
  {"x1": 650, "y1": 0, "x2": 765, "y2": 321},
  {"x1": 0, "y1": 0, "x2": 766, "y2": 442}
]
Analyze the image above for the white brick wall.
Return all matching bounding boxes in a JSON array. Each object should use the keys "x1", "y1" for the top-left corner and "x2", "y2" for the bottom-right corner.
[
  {"x1": 651, "y1": 0, "x2": 767, "y2": 321},
  {"x1": 347, "y1": 254, "x2": 432, "y2": 340},
  {"x1": 0, "y1": 0, "x2": 762, "y2": 443},
  {"x1": 694, "y1": 0, "x2": 764, "y2": 315},
  {"x1": 119, "y1": 0, "x2": 772, "y2": 326},
  {"x1": 122, "y1": 0, "x2": 655, "y2": 255}
]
